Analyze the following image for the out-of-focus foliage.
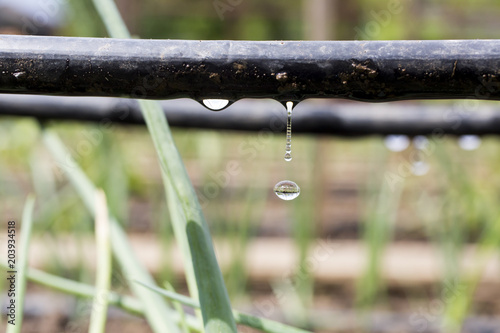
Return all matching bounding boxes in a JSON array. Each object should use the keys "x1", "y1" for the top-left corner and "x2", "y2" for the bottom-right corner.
[{"x1": 58, "y1": 0, "x2": 500, "y2": 40}]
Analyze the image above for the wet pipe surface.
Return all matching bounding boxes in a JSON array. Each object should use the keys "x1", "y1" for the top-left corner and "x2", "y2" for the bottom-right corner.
[{"x1": 1, "y1": 36, "x2": 500, "y2": 102}]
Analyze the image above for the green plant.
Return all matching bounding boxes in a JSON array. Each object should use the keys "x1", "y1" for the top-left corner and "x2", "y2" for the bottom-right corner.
[
  {"x1": 88, "y1": 0, "x2": 238, "y2": 330},
  {"x1": 88, "y1": 190, "x2": 112, "y2": 333},
  {"x1": 6, "y1": 195, "x2": 35, "y2": 333},
  {"x1": 42, "y1": 130, "x2": 181, "y2": 333}
]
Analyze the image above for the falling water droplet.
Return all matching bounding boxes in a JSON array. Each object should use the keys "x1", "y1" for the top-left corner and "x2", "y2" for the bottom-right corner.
[
  {"x1": 202, "y1": 99, "x2": 230, "y2": 111},
  {"x1": 274, "y1": 180, "x2": 300, "y2": 200},
  {"x1": 411, "y1": 149, "x2": 429, "y2": 176},
  {"x1": 384, "y1": 135, "x2": 410, "y2": 152},
  {"x1": 284, "y1": 101, "x2": 294, "y2": 161},
  {"x1": 458, "y1": 135, "x2": 481, "y2": 151},
  {"x1": 274, "y1": 102, "x2": 300, "y2": 199}
]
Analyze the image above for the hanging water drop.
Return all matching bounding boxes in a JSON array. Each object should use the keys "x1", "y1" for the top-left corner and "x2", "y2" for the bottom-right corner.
[
  {"x1": 412, "y1": 160, "x2": 430, "y2": 176},
  {"x1": 202, "y1": 99, "x2": 230, "y2": 111},
  {"x1": 384, "y1": 135, "x2": 410, "y2": 152},
  {"x1": 458, "y1": 135, "x2": 481, "y2": 151},
  {"x1": 412, "y1": 135, "x2": 429, "y2": 150},
  {"x1": 411, "y1": 142, "x2": 430, "y2": 176},
  {"x1": 274, "y1": 180, "x2": 300, "y2": 201},
  {"x1": 284, "y1": 101, "x2": 294, "y2": 161},
  {"x1": 274, "y1": 102, "x2": 299, "y2": 200}
]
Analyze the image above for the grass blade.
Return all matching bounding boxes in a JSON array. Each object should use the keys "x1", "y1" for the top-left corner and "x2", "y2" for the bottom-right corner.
[
  {"x1": 164, "y1": 282, "x2": 190, "y2": 333},
  {"x1": 443, "y1": 212, "x2": 500, "y2": 331},
  {"x1": 42, "y1": 130, "x2": 180, "y2": 333},
  {"x1": 91, "y1": 0, "x2": 130, "y2": 39},
  {"x1": 165, "y1": 179, "x2": 199, "y2": 303},
  {"x1": 135, "y1": 280, "x2": 313, "y2": 333},
  {"x1": 0, "y1": 262, "x2": 203, "y2": 332},
  {"x1": 356, "y1": 143, "x2": 403, "y2": 309},
  {"x1": 88, "y1": 0, "x2": 238, "y2": 330},
  {"x1": 136, "y1": 280, "x2": 198, "y2": 307},
  {"x1": 88, "y1": 190, "x2": 112, "y2": 333},
  {"x1": 0, "y1": 261, "x2": 141, "y2": 317},
  {"x1": 6, "y1": 195, "x2": 35, "y2": 333},
  {"x1": 139, "y1": 100, "x2": 237, "y2": 332}
]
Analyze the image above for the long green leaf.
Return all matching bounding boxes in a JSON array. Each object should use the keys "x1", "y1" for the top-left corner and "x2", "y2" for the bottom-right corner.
[
  {"x1": 0, "y1": 262, "x2": 202, "y2": 332},
  {"x1": 140, "y1": 100, "x2": 236, "y2": 332},
  {"x1": 165, "y1": 178, "x2": 199, "y2": 302},
  {"x1": 89, "y1": 0, "x2": 237, "y2": 331},
  {"x1": 443, "y1": 211, "x2": 500, "y2": 330},
  {"x1": 6, "y1": 195, "x2": 35, "y2": 333},
  {"x1": 42, "y1": 130, "x2": 180, "y2": 333},
  {"x1": 88, "y1": 190, "x2": 112, "y2": 333},
  {"x1": 91, "y1": 0, "x2": 130, "y2": 39},
  {"x1": 356, "y1": 143, "x2": 403, "y2": 309},
  {"x1": 164, "y1": 282, "x2": 190, "y2": 333},
  {"x1": 136, "y1": 280, "x2": 314, "y2": 333}
]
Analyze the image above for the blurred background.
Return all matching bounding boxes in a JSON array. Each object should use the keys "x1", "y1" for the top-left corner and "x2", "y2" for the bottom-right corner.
[{"x1": 2, "y1": 0, "x2": 500, "y2": 332}]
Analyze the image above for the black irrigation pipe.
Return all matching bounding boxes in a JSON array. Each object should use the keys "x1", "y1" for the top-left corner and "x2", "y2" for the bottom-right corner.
[
  {"x1": 1, "y1": 35, "x2": 500, "y2": 103},
  {"x1": 1, "y1": 94, "x2": 500, "y2": 136}
]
